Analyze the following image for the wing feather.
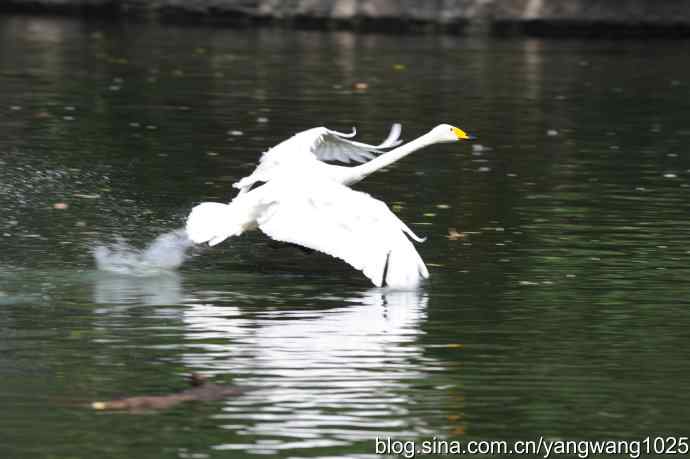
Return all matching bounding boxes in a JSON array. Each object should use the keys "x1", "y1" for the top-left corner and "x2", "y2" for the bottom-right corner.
[
  {"x1": 256, "y1": 179, "x2": 427, "y2": 288},
  {"x1": 312, "y1": 123, "x2": 402, "y2": 164},
  {"x1": 233, "y1": 124, "x2": 402, "y2": 193}
]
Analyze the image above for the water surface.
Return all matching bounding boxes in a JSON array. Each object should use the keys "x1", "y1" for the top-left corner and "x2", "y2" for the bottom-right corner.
[{"x1": 1, "y1": 16, "x2": 690, "y2": 458}]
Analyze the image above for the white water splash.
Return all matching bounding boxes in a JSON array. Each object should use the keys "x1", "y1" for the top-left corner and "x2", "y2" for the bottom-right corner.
[{"x1": 93, "y1": 229, "x2": 193, "y2": 276}]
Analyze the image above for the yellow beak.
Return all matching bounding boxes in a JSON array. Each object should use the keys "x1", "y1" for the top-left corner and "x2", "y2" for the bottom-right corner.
[{"x1": 452, "y1": 127, "x2": 475, "y2": 141}]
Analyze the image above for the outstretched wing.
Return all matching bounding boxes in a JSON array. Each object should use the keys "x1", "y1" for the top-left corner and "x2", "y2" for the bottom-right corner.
[
  {"x1": 256, "y1": 179, "x2": 428, "y2": 288},
  {"x1": 233, "y1": 124, "x2": 402, "y2": 194},
  {"x1": 312, "y1": 124, "x2": 402, "y2": 164}
]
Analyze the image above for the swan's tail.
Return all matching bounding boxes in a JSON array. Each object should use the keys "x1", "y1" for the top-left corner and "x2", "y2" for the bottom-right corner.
[
  {"x1": 384, "y1": 235, "x2": 429, "y2": 289},
  {"x1": 186, "y1": 202, "x2": 246, "y2": 247}
]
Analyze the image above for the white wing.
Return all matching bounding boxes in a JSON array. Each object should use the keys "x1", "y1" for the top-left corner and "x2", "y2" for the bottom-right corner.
[
  {"x1": 312, "y1": 124, "x2": 402, "y2": 164},
  {"x1": 233, "y1": 124, "x2": 402, "y2": 193},
  {"x1": 256, "y1": 179, "x2": 428, "y2": 288}
]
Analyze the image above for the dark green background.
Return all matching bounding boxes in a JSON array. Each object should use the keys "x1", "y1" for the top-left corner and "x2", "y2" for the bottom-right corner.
[{"x1": 1, "y1": 15, "x2": 689, "y2": 458}]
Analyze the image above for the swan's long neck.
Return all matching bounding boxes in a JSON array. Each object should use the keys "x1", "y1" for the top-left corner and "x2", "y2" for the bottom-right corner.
[{"x1": 344, "y1": 132, "x2": 436, "y2": 185}]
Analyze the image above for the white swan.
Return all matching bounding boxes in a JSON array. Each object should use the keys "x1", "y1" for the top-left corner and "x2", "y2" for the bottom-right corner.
[{"x1": 186, "y1": 124, "x2": 474, "y2": 288}]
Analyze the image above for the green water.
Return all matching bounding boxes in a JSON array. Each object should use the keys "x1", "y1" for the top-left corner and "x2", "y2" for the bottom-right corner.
[{"x1": 1, "y1": 15, "x2": 690, "y2": 458}]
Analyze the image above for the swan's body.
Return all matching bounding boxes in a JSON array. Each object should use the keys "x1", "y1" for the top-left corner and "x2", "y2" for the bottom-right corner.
[{"x1": 186, "y1": 123, "x2": 473, "y2": 288}]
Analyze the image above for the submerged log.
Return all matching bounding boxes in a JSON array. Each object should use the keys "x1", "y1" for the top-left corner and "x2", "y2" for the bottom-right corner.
[{"x1": 91, "y1": 373, "x2": 245, "y2": 411}]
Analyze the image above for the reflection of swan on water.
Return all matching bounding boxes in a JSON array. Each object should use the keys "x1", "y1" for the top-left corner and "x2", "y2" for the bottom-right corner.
[
  {"x1": 181, "y1": 289, "x2": 429, "y2": 374},
  {"x1": 180, "y1": 288, "x2": 438, "y2": 449},
  {"x1": 89, "y1": 278, "x2": 447, "y2": 451}
]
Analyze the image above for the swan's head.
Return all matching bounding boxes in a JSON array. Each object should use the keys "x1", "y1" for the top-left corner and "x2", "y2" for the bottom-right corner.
[{"x1": 430, "y1": 124, "x2": 475, "y2": 143}]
